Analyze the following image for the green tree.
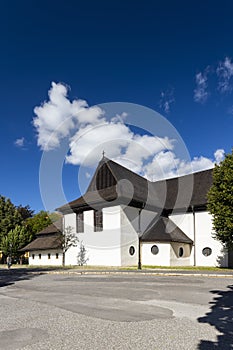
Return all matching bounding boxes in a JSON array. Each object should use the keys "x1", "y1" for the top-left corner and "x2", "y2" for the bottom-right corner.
[
  {"x1": 207, "y1": 150, "x2": 233, "y2": 248},
  {"x1": 17, "y1": 205, "x2": 34, "y2": 220},
  {"x1": 25, "y1": 210, "x2": 52, "y2": 237},
  {"x1": 49, "y1": 211, "x2": 62, "y2": 223},
  {"x1": 0, "y1": 196, "x2": 54, "y2": 261},
  {"x1": 1, "y1": 225, "x2": 30, "y2": 258},
  {"x1": 0, "y1": 196, "x2": 22, "y2": 238}
]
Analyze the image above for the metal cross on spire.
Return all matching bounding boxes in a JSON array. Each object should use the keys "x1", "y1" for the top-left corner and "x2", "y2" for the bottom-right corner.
[{"x1": 102, "y1": 150, "x2": 105, "y2": 158}]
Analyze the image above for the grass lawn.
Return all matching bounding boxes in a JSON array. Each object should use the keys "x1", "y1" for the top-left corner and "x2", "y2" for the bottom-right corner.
[{"x1": 1, "y1": 264, "x2": 232, "y2": 272}]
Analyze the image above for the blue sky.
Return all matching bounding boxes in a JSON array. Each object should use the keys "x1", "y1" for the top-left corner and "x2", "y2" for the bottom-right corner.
[{"x1": 0, "y1": 0, "x2": 232, "y2": 213}]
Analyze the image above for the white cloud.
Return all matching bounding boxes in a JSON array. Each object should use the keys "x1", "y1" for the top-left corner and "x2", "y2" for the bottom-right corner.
[
  {"x1": 194, "y1": 57, "x2": 233, "y2": 110},
  {"x1": 178, "y1": 156, "x2": 214, "y2": 175},
  {"x1": 216, "y1": 56, "x2": 233, "y2": 93},
  {"x1": 35, "y1": 82, "x2": 176, "y2": 172},
  {"x1": 34, "y1": 82, "x2": 225, "y2": 186},
  {"x1": 14, "y1": 137, "x2": 25, "y2": 148},
  {"x1": 194, "y1": 71, "x2": 209, "y2": 103},
  {"x1": 143, "y1": 150, "x2": 179, "y2": 180},
  {"x1": 66, "y1": 122, "x2": 134, "y2": 166},
  {"x1": 142, "y1": 149, "x2": 225, "y2": 181},
  {"x1": 33, "y1": 82, "x2": 103, "y2": 151},
  {"x1": 159, "y1": 88, "x2": 175, "y2": 114},
  {"x1": 214, "y1": 149, "x2": 225, "y2": 164},
  {"x1": 66, "y1": 122, "x2": 176, "y2": 174}
]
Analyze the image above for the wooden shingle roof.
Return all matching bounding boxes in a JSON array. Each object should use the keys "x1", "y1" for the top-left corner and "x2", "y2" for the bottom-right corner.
[
  {"x1": 155, "y1": 168, "x2": 213, "y2": 213},
  {"x1": 57, "y1": 157, "x2": 213, "y2": 213},
  {"x1": 21, "y1": 234, "x2": 62, "y2": 251},
  {"x1": 37, "y1": 218, "x2": 63, "y2": 235},
  {"x1": 58, "y1": 157, "x2": 149, "y2": 213},
  {"x1": 142, "y1": 217, "x2": 193, "y2": 244},
  {"x1": 20, "y1": 219, "x2": 63, "y2": 251}
]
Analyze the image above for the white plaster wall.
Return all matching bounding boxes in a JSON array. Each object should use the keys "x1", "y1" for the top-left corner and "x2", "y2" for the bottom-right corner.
[
  {"x1": 63, "y1": 212, "x2": 80, "y2": 265},
  {"x1": 170, "y1": 243, "x2": 192, "y2": 266},
  {"x1": 169, "y1": 213, "x2": 194, "y2": 240},
  {"x1": 64, "y1": 207, "x2": 122, "y2": 266},
  {"x1": 195, "y1": 211, "x2": 228, "y2": 267},
  {"x1": 64, "y1": 213, "x2": 76, "y2": 233},
  {"x1": 170, "y1": 211, "x2": 228, "y2": 267},
  {"x1": 169, "y1": 213, "x2": 195, "y2": 265},
  {"x1": 141, "y1": 243, "x2": 170, "y2": 266},
  {"x1": 120, "y1": 206, "x2": 138, "y2": 266},
  {"x1": 64, "y1": 244, "x2": 79, "y2": 265},
  {"x1": 29, "y1": 250, "x2": 63, "y2": 266}
]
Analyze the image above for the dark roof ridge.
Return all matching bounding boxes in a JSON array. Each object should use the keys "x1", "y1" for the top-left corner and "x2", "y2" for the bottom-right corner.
[
  {"x1": 102, "y1": 157, "x2": 213, "y2": 187},
  {"x1": 37, "y1": 218, "x2": 63, "y2": 235},
  {"x1": 152, "y1": 167, "x2": 213, "y2": 184}
]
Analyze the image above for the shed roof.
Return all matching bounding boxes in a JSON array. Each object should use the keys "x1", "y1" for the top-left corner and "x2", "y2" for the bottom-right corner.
[
  {"x1": 37, "y1": 218, "x2": 63, "y2": 235},
  {"x1": 20, "y1": 234, "x2": 62, "y2": 251},
  {"x1": 20, "y1": 219, "x2": 63, "y2": 252},
  {"x1": 142, "y1": 217, "x2": 193, "y2": 244}
]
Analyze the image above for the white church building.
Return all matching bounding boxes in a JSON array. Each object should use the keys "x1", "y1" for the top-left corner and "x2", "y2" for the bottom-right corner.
[{"x1": 23, "y1": 156, "x2": 231, "y2": 268}]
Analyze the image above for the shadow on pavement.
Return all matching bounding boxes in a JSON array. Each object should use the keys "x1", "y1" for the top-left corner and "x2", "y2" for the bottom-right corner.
[
  {"x1": 198, "y1": 285, "x2": 233, "y2": 349},
  {"x1": 0, "y1": 267, "x2": 60, "y2": 288}
]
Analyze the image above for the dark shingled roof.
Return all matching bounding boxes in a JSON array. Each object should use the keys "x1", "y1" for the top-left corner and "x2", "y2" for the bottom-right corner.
[
  {"x1": 87, "y1": 156, "x2": 148, "y2": 194},
  {"x1": 154, "y1": 168, "x2": 213, "y2": 212},
  {"x1": 21, "y1": 234, "x2": 62, "y2": 251},
  {"x1": 142, "y1": 217, "x2": 193, "y2": 244},
  {"x1": 57, "y1": 157, "x2": 213, "y2": 214},
  {"x1": 20, "y1": 219, "x2": 63, "y2": 251},
  {"x1": 58, "y1": 157, "x2": 150, "y2": 213},
  {"x1": 37, "y1": 218, "x2": 63, "y2": 235},
  {"x1": 58, "y1": 186, "x2": 118, "y2": 213}
]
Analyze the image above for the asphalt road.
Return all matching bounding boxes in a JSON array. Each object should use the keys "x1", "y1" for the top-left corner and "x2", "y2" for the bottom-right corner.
[{"x1": 0, "y1": 269, "x2": 233, "y2": 349}]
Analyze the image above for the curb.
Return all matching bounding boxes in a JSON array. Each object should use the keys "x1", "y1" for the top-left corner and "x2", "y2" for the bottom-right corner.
[{"x1": 39, "y1": 270, "x2": 233, "y2": 278}]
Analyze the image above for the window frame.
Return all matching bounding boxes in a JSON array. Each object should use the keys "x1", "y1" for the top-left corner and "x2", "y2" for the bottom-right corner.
[
  {"x1": 76, "y1": 211, "x2": 84, "y2": 233},
  {"x1": 129, "y1": 246, "x2": 135, "y2": 256},
  {"x1": 178, "y1": 247, "x2": 184, "y2": 257},
  {"x1": 151, "y1": 245, "x2": 159, "y2": 255},
  {"x1": 94, "y1": 209, "x2": 103, "y2": 232},
  {"x1": 202, "y1": 247, "x2": 212, "y2": 257}
]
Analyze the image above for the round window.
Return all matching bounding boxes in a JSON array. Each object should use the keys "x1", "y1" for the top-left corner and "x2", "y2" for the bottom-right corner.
[
  {"x1": 151, "y1": 245, "x2": 159, "y2": 255},
  {"x1": 179, "y1": 247, "x2": 184, "y2": 257},
  {"x1": 129, "y1": 246, "x2": 135, "y2": 256},
  {"x1": 202, "y1": 247, "x2": 212, "y2": 257}
]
